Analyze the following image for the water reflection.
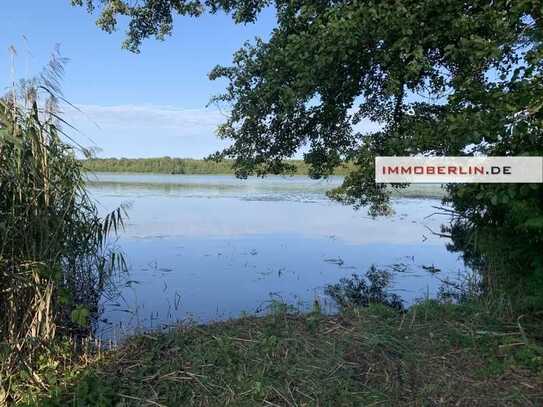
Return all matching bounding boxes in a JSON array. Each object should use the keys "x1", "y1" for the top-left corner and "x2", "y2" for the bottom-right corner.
[{"x1": 87, "y1": 173, "x2": 465, "y2": 340}]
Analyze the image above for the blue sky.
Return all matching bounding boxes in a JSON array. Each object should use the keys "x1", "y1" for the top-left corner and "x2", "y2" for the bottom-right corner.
[{"x1": 1, "y1": 1, "x2": 277, "y2": 157}]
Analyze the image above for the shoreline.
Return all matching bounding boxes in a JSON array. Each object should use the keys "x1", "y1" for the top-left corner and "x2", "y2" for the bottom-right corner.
[{"x1": 37, "y1": 300, "x2": 543, "y2": 406}]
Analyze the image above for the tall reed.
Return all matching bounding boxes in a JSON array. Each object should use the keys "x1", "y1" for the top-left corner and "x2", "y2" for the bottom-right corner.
[{"x1": 0, "y1": 49, "x2": 124, "y2": 404}]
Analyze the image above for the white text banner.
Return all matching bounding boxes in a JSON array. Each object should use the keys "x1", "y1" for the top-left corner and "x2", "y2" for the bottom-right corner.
[{"x1": 375, "y1": 157, "x2": 543, "y2": 183}]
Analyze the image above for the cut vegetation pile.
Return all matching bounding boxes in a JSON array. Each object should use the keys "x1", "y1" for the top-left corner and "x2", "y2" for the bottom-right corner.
[{"x1": 41, "y1": 301, "x2": 543, "y2": 406}]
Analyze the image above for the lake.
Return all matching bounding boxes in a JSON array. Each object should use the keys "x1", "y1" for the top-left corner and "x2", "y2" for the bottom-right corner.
[{"x1": 86, "y1": 173, "x2": 467, "y2": 341}]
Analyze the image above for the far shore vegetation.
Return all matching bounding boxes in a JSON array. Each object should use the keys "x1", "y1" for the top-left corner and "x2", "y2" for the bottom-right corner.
[{"x1": 81, "y1": 157, "x2": 354, "y2": 176}]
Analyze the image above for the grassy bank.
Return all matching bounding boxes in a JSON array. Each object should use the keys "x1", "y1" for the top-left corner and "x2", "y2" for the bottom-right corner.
[
  {"x1": 81, "y1": 157, "x2": 354, "y2": 176},
  {"x1": 33, "y1": 300, "x2": 543, "y2": 406}
]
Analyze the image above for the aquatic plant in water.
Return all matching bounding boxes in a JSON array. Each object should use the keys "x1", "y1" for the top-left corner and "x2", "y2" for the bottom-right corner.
[
  {"x1": 325, "y1": 265, "x2": 403, "y2": 310},
  {"x1": 0, "y1": 48, "x2": 125, "y2": 404}
]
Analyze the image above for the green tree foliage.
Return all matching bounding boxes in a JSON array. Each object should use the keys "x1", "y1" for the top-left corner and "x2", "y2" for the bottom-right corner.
[
  {"x1": 83, "y1": 157, "x2": 188, "y2": 174},
  {"x1": 81, "y1": 157, "x2": 353, "y2": 175},
  {"x1": 75, "y1": 1, "x2": 543, "y2": 305}
]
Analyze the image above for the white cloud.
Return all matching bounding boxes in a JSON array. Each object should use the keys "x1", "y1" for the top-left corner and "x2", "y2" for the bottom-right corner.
[
  {"x1": 70, "y1": 104, "x2": 228, "y2": 133},
  {"x1": 63, "y1": 104, "x2": 230, "y2": 158}
]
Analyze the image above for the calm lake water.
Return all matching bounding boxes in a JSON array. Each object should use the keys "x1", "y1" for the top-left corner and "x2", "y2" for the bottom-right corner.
[{"x1": 87, "y1": 173, "x2": 466, "y2": 340}]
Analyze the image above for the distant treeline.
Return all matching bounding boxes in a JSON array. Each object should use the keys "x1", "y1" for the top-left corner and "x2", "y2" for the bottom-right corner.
[{"x1": 81, "y1": 157, "x2": 353, "y2": 176}]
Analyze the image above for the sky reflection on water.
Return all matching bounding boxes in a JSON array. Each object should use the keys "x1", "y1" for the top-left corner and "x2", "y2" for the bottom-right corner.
[{"x1": 87, "y1": 173, "x2": 466, "y2": 340}]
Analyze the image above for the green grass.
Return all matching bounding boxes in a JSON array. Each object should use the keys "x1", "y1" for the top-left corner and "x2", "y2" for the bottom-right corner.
[{"x1": 31, "y1": 300, "x2": 543, "y2": 406}]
